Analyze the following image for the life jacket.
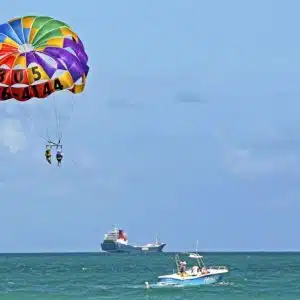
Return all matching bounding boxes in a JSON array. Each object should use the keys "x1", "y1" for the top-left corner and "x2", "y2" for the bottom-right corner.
[{"x1": 56, "y1": 152, "x2": 63, "y2": 159}]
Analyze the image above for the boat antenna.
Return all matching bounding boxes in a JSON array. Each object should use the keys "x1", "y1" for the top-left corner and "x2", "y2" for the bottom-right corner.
[
  {"x1": 155, "y1": 233, "x2": 159, "y2": 243},
  {"x1": 175, "y1": 253, "x2": 180, "y2": 273}
]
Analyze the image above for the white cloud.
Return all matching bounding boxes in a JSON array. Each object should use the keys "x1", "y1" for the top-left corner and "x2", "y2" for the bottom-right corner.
[
  {"x1": 0, "y1": 118, "x2": 26, "y2": 154},
  {"x1": 214, "y1": 128, "x2": 300, "y2": 177},
  {"x1": 224, "y1": 147, "x2": 298, "y2": 175}
]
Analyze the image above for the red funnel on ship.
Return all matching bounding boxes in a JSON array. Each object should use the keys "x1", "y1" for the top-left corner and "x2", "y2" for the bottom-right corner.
[{"x1": 118, "y1": 229, "x2": 128, "y2": 241}]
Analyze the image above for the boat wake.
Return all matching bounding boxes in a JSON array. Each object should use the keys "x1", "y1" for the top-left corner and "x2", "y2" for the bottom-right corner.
[
  {"x1": 215, "y1": 281, "x2": 234, "y2": 286},
  {"x1": 144, "y1": 280, "x2": 234, "y2": 289}
]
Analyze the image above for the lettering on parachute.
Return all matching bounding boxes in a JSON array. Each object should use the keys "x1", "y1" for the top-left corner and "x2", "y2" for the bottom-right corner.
[{"x1": 0, "y1": 67, "x2": 65, "y2": 100}]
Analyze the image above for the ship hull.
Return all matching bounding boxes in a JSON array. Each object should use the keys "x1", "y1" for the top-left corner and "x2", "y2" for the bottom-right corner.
[{"x1": 101, "y1": 241, "x2": 166, "y2": 253}]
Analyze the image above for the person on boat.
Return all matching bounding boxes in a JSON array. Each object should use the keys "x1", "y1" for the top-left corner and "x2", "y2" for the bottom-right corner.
[
  {"x1": 201, "y1": 267, "x2": 209, "y2": 274},
  {"x1": 45, "y1": 146, "x2": 52, "y2": 164},
  {"x1": 179, "y1": 261, "x2": 187, "y2": 275},
  {"x1": 191, "y1": 265, "x2": 198, "y2": 275},
  {"x1": 56, "y1": 147, "x2": 63, "y2": 167}
]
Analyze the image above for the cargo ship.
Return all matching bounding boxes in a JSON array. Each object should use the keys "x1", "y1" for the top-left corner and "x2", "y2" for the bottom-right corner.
[{"x1": 100, "y1": 227, "x2": 166, "y2": 253}]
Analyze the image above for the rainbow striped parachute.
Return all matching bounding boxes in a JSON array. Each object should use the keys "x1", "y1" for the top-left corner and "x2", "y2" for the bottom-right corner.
[
  {"x1": 0, "y1": 15, "x2": 89, "y2": 101},
  {"x1": 0, "y1": 16, "x2": 89, "y2": 148}
]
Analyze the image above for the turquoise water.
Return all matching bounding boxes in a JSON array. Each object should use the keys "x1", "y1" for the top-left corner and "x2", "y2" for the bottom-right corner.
[{"x1": 0, "y1": 252, "x2": 299, "y2": 299}]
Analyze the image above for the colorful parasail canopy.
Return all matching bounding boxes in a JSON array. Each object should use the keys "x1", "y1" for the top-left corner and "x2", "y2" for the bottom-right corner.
[{"x1": 0, "y1": 15, "x2": 89, "y2": 101}]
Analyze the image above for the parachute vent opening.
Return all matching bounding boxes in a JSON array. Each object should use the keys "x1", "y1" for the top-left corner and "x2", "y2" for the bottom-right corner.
[
  {"x1": 51, "y1": 69, "x2": 66, "y2": 79},
  {"x1": 31, "y1": 79, "x2": 48, "y2": 85},
  {"x1": 27, "y1": 62, "x2": 39, "y2": 68},
  {"x1": 65, "y1": 35, "x2": 76, "y2": 42},
  {"x1": 75, "y1": 77, "x2": 83, "y2": 85},
  {"x1": 12, "y1": 83, "x2": 28, "y2": 88},
  {"x1": 36, "y1": 52, "x2": 58, "y2": 68},
  {"x1": 13, "y1": 64, "x2": 26, "y2": 70},
  {"x1": 65, "y1": 47, "x2": 77, "y2": 57},
  {"x1": 57, "y1": 58, "x2": 68, "y2": 69},
  {"x1": 18, "y1": 43, "x2": 34, "y2": 54}
]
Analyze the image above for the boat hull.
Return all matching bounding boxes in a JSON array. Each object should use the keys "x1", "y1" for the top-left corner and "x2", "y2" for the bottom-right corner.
[
  {"x1": 101, "y1": 241, "x2": 166, "y2": 253},
  {"x1": 157, "y1": 273, "x2": 224, "y2": 286}
]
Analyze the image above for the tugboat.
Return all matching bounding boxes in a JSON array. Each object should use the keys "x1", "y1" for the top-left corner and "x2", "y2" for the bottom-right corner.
[{"x1": 101, "y1": 226, "x2": 166, "y2": 253}]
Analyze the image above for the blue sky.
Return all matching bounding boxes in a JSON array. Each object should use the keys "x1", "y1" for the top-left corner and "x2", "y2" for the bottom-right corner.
[{"x1": 0, "y1": 0, "x2": 300, "y2": 252}]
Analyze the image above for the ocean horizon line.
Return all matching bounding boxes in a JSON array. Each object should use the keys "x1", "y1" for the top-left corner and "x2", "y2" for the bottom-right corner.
[{"x1": 0, "y1": 250, "x2": 299, "y2": 255}]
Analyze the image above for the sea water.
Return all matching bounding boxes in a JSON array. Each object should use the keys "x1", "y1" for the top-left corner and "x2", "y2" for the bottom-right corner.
[{"x1": 0, "y1": 252, "x2": 299, "y2": 299}]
